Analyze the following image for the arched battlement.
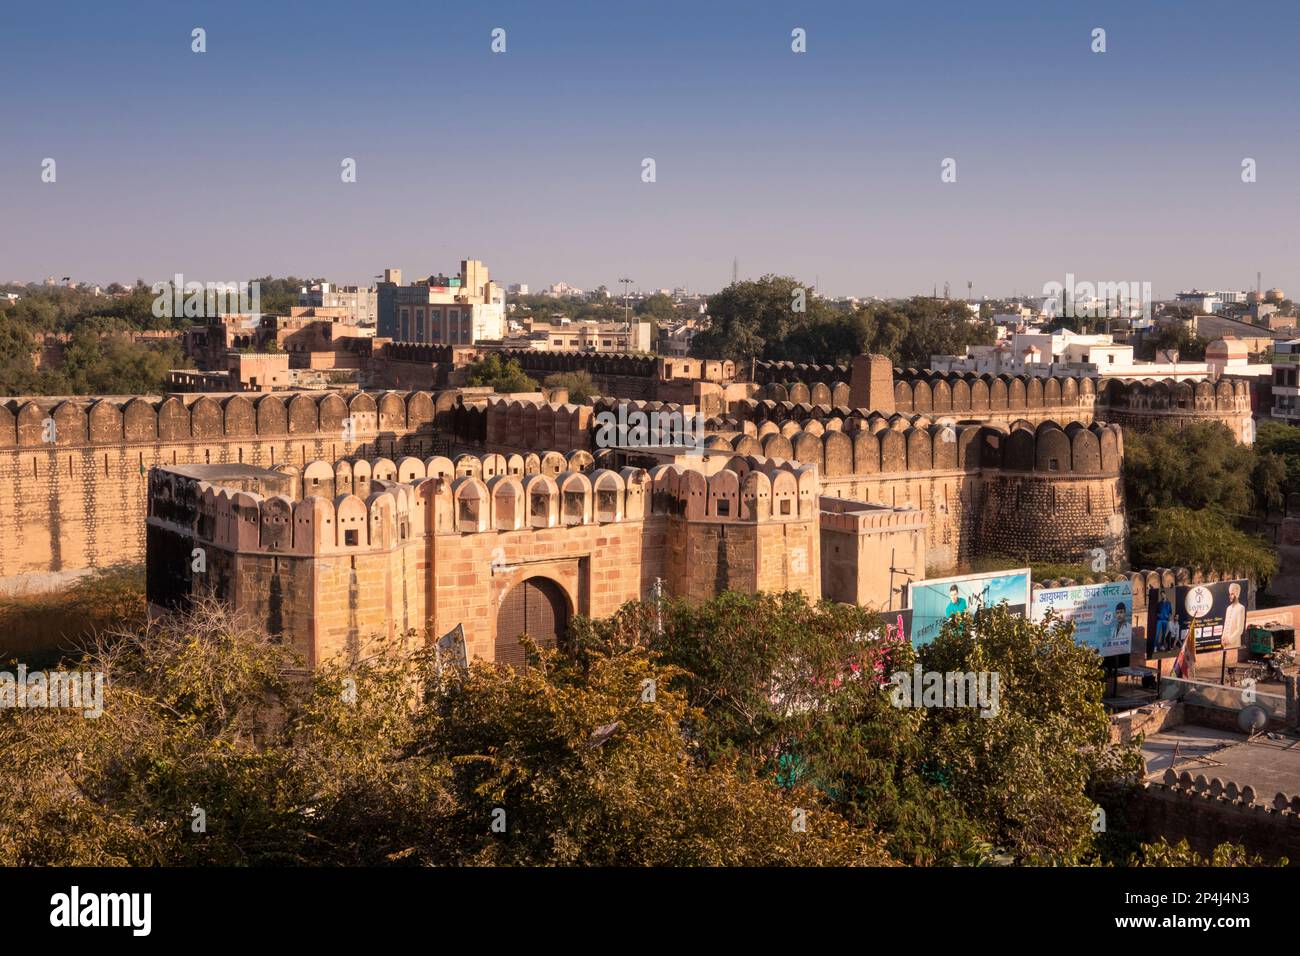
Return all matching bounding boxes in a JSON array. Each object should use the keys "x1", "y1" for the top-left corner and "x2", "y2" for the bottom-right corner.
[
  {"x1": 155, "y1": 448, "x2": 658, "y2": 555},
  {"x1": 0, "y1": 389, "x2": 440, "y2": 448},
  {"x1": 1099, "y1": 377, "x2": 1251, "y2": 414},
  {"x1": 712, "y1": 414, "x2": 1122, "y2": 478},
  {"x1": 648, "y1": 461, "x2": 817, "y2": 521},
  {"x1": 1096, "y1": 377, "x2": 1254, "y2": 443}
]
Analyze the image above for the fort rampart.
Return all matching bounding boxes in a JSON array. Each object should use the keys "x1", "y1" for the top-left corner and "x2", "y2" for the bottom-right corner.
[{"x1": 0, "y1": 390, "x2": 455, "y2": 591}]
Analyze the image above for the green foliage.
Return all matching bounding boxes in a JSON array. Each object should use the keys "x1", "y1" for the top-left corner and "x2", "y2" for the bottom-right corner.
[
  {"x1": 918, "y1": 605, "x2": 1140, "y2": 863},
  {"x1": 39, "y1": 330, "x2": 186, "y2": 395},
  {"x1": 1129, "y1": 837, "x2": 1284, "y2": 867},
  {"x1": 543, "y1": 370, "x2": 598, "y2": 404},
  {"x1": 690, "y1": 277, "x2": 994, "y2": 367},
  {"x1": 1123, "y1": 421, "x2": 1281, "y2": 579},
  {"x1": 1, "y1": 286, "x2": 182, "y2": 334},
  {"x1": 1130, "y1": 507, "x2": 1277, "y2": 581},
  {"x1": 422, "y1": 641, "x2": 889, "y2": 865},
  {"x1": 636, "y1": 292, "x2": 675, "y2": 321},
  {"x1": 510, "y1": 293, "x2": 621, "y2": 323},
  {"x1": 570, "y1": 591, "x2": 1138, "y2": 865},
  {"x1": 0, "y1": 312, "x2": 40, "y2": 394},
  {"x1": 1122, "y1": 421, "x2": 1259, "y2": 518},
  {"x1": 247, "y1": 276, "x2": 314, "y2": 316},
  {"x1": 1138, "y1": 323, "x2": 1210, "y2": 361},
  {"x1": 0, "y1": 287, "x2": 195, "y2": 395},
  {"x1": 0, "y1": 600, "x2": 888, "y2": 866},
  {"x1": 1256, "y1": 419, "x2": 1300, "y2": 500},
  {"x1": 464, "y1": 353, "x2": 538, "y2": 393}
]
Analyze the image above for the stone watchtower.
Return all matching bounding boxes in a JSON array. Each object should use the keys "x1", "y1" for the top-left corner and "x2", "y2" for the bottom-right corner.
[{"x1": 849, "y1": 354, "x2": 895, "y2": 415}]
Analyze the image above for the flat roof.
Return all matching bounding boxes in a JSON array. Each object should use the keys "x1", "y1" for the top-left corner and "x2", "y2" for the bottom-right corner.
[
  {"x1": 160, "y1": 463, "x2": 285, "y2": 482},
  {"x1": 1143, "y1": 724, "x2": 1300, "y2": 794}
]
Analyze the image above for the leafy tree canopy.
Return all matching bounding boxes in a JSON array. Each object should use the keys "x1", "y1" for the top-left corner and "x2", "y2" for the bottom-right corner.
[
  {"x1": 690, "y1": 277, "x2": 994, "y2": 368},
  {"x1": 1129, "y1": 507, "x2": 1277, "y2": 582},
  {"x1": 571, "y1": 591, "x2": 1138, "y2": 865},
  {"x1": 543, "y1": 370, "x2": 598, "y2": 404},
  {"x1": 464, "y1": 354, "x2": 538, "y2": 393},
  {"x1": 1123, "y1": 421, "x2": 1274, "y2": 518}
]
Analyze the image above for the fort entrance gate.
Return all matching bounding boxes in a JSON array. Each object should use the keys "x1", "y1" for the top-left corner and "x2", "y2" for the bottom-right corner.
[{"x1": 495, "y1": 576, "x2": 570, "y2": 669}]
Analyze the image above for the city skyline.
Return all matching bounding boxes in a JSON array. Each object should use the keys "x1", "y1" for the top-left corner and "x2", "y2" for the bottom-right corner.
[{"x1": 4, "y1": 1, "x2": 1300, "y2": 299}]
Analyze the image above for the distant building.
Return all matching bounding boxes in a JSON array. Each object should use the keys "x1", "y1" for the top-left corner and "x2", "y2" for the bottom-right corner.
[
  {"x1": 377, "y1": 259, "x2": 505, "y2": 345},
  {"x1": 167, "y1": 352, "x2": 291, "y2": 393},
  {"x1": 1186, "y1": 313, "x2": 1280, "y2": 358},
  {"x1": 931, "y1": 329, "x2": 1269, "y2": 383},
  {"x1": 500, "y1": 316, "x2": 651, "y2": 353},
  {"x1": 1176, "y1": 290, "x2": 1224, "y2": 313},
  {"x1": 298, "y1": 282, "x2": 377, "y2": 326},
  {"x1": 659, "y1": 318, "x2": 703, "y2": 357},
  {"x1": 542, "y1": 281, "x2": 583, "y2": 298},
  {"x1": 1272, "y1": 339, "x2": 1300, "y2": 424}
]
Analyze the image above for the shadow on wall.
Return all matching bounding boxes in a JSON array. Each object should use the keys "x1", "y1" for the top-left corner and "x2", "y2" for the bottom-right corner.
[{"x1": 0, "y1": 565, "x2": 146, "y2": 665}]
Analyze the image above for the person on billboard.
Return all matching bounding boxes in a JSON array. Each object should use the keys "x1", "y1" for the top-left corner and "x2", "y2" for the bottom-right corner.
[
  {"x1": 944, "y1": 585, "x2": 968, "y2": 618},
  {"x1": 1112, "y1": 602, "x2": 1131, "y2": 653},
  {"x1": 1162, "y1": 615, "x2": 1181, "y2": 654},
  {"x1": 1152, "y1": 593, "x2": 1173, "y2": 654},
  {"x1": 1222, "y1": 582, "x2": 1246, "y2": 650}
]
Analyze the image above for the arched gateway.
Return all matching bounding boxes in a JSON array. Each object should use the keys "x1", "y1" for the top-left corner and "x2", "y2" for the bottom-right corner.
[{"x1": 495, "y1": 576, "x2": 570, "y2": 668}]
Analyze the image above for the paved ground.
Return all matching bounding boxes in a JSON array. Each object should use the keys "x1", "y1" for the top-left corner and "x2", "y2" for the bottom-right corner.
[{"x1": 1143, "y1": 724, "x2": 1300, "y2": 796}]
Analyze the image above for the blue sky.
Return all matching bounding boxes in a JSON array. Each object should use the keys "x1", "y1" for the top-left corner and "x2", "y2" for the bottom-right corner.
[{"x1": 2, "y1": 0, "x2": 1298, "y2": 298}]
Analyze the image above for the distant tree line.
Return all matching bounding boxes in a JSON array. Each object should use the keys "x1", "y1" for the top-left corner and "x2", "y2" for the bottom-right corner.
[{"x1": 689, "y1": 275, "x2": 996, "y2": 368}]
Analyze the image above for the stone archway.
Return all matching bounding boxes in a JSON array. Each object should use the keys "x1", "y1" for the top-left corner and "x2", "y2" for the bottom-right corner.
[{"x1": 495, "y1": 576, "x2": 570, "y2": 669}]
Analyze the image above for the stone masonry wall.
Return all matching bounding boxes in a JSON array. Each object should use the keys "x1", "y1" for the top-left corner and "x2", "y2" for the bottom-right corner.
[{"x1": 0, "y1": 390, "x2": 451, "y2": 592}]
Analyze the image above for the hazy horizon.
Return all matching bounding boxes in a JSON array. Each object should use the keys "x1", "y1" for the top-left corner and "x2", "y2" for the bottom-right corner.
[{"x1": 4, "y1": 0, "x2": 1298, "y2": 299}]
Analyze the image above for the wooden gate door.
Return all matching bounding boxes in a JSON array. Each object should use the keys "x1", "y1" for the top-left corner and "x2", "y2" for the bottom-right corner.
[{"x1": 495, "y1": 577, "x2": 569, "y2": 669}]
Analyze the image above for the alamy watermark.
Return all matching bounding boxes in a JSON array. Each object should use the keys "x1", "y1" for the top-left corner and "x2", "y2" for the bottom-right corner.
[
  {"x1": 593, "y1": 405, "x2": 707, "y2": 457},
  {"x1": 0, "y1": 665, "x2": 104, "y2": 718},
  {"x1": 1041, "y1": 273, "x2": 1151, "y2": 321},
  {"x1": 888, "y1": 666, "x2": 1000, "y2": 718},
  {"x1": 151, "y1": 274, "x2": 260, "y2": 319}
]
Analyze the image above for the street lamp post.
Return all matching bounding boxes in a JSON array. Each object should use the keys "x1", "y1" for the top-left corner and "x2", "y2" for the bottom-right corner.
[{"x1": 619, "y1": 277, "x2": 634, "y2": 329}]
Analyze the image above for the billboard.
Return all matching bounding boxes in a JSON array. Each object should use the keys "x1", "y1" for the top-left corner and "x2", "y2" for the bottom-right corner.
[
  {"x1": 907, "y1": 569, "x2": 1031, "y2": 648},
  {"x1": 876, "y1": 608, "x2": 912, "y2": 646},
  {"x1": 1146, "y1": 580, "x2": 1249, "y2": 658},
  {"x1": 1031, "y1": 580, "x2": 1134, "y2": 657}
]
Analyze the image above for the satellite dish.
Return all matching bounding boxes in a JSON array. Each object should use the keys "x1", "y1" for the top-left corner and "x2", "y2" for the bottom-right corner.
[{"x1": 1238, "y1": 704, "x2": 1268, "y2": 734}]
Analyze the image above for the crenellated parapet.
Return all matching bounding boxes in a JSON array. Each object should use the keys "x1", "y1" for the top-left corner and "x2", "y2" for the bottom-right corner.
[
  {"x1": 646, "y1": 458, "x2": 818, "y2": 522},
  {"x1": 1034, "y1": 565, "x2": 1252, "y2": 594},
  {"x1": 726, "y1": 417, "x2": 1123, "y2": 478},
  {"x1": 756, "y1": 380, "x2": 853, "y2": 407},
  {"x1": 752, "y1": 370, "x2": 1097, "y2": 420},
  {"x1": 1156, "y1": 771, "x2": 1268, "y2": 806},
  {"x1": 753, "y1": 360, "x2": 849, "y2": 386},
  {"x1": 1099, "y1": 376, "x2": 1251, "y2": 414},
  {"x1": 0, "y1": 389, "x2": 444, "y2": 447},
  {"x1": 495, "y1": 348, "x2": 658, "y2": 378},
  {"x1": 482, "y1": 398, "x2": 595, "y2": 452},
  {"x1": 149, "y1": 450, "x2": 658, "y2": 559}
]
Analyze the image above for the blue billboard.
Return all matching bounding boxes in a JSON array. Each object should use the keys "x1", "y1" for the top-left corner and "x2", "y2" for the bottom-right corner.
[
  {"x1": 907, "y1": 569, "x2": 1031, "y2": 648},
  {"x1": 1031, "y1": 581, "x2": 1135, "y2": 657}
]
